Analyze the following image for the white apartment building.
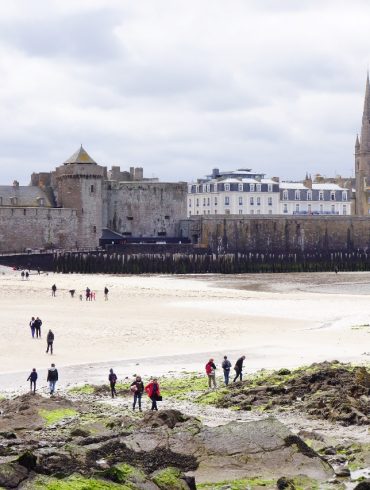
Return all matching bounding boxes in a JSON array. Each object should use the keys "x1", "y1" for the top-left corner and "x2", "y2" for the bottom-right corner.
[{"x1": 279, "y1": 182, "x2": 351, "y2": 215}]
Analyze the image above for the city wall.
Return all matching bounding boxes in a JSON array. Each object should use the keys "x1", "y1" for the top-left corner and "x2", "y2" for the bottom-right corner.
[
  {"x1": 0, "y1": 207, "x2": 78, "y2": 253},
  {"x1": 180, "y1": 216, "x2": 370, "y2": 252}
]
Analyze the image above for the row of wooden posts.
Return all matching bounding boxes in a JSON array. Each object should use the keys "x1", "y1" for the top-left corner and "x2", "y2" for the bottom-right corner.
[{"x1": 53, "y1": 251, "x2": 370, "y2": 274}]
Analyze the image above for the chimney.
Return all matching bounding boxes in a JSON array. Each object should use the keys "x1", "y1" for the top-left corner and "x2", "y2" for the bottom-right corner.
[
  {"x1": 271, "y1": 176, "x2": 280, "y2": 182},
  {"x1": 13, "y1": 180, "x2": 19, "y2": 189}
]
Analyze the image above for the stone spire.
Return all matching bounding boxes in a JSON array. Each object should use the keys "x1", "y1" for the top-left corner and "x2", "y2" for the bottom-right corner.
[
  {"x1": 355, "y1": 134, "x2": 360, "y2": 152},
  {"x1": 360, "y1": 73, "x2": 370, "y2": 152},
  {"x1": 63, "y1": 145, "x2": 97, "y2": 165}
]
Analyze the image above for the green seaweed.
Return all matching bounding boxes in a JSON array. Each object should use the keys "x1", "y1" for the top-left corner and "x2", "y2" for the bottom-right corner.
[
  {"x1": 39, "y1": 408, "x2": 78, "y2": 426},
  {"x1": 25, "y1": 474, "x2": 130, "y2": 489}
]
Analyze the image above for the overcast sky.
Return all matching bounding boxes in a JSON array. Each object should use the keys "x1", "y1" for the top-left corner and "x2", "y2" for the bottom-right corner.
[{"x1": 0, "y1": 0, "x2": 369, "y2": 184}]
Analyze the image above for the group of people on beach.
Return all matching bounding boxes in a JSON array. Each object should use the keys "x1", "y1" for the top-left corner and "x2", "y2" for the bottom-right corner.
[
  {"x1": 27, "y1": 364, "x2": 58, "y2": 395},
  {"x1": 29, "y1": 317, "x2": 55, "y2": 354},
  {"x1": 109, "y1": 369, "x2": 161, "y2": 411},
  {"x1": 52, "y1": 284, "x2": 109, "y2": 301},
  {"x1": 206, "y1": 355, "x2": 246, "y2": 388}
]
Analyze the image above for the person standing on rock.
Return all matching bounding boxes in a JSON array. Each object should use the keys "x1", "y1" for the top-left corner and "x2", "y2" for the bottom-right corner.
[
  {"x1": 46, "y1": 329, "x2": 54, "y2": 355},
  {"x1": 222, "y1": 355, "x2": 232, "y2": 386},
  {"x1": 145, "y1": 378, "x2": 161, "y2": 411},
  {"x1": 131, "y1": 375, "x2": 144, "y2": 411},
  {"x1": 29, "y1": 317, "x2": 36, "y2": 338},
  {"x1": 27, "y1": 368, "x2": 38, "y2": 394},
  {"x1": 47, "y1": 363, "x2": 58, "y2": 396},
  {"x1": 233, "y1": 355, "x2": 246, "y2": 383},
  {"x1": 205, "y1": 358, "x2": 217, "y2": 389},
  {"x1": 34, "y1": 317, "x2": 42, "y2": 338},
  {"x1": 104, "y1": 286, "x2": 109, "y2": 301},
  {"x1": 108, "y1": 368, "x2": 118, "y2": 398},
  {"x1": 51, "y1": 284, "x2": 57, "y2": 297}
]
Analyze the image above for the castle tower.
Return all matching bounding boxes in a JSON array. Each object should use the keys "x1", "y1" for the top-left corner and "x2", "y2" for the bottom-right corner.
[
  {"x1": 355, "y1": 75, "x2": 370, "y2": 215},
  {"x1": 55, "y1": 146, "x2": 104, "y2": 248}
]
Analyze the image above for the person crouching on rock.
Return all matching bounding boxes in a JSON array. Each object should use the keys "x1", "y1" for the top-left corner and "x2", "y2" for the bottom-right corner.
[
  {"x1": 108, "y1": 368, "x2": 117, "y2": 398},
  {"x1": 205, "y1": 358, "x2": 217, "y2": 389},
  {"x1": 131, "y1": 375, "x2": 144, "y2": 411},
  {"x1": 47, "y1": 363, "x2": 58, "y2": 396},
  {"x1": 27, "y1": 368, "x2": 38, "y2": 394},
  {"x1": 145, "y1": 378, "x2": 161, "y2": 411}
]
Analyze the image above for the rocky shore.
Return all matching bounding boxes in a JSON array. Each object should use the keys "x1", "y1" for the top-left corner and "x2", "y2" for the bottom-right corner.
[{"x1": 0, "y1": 362, "x2": 369, "y2": 489}]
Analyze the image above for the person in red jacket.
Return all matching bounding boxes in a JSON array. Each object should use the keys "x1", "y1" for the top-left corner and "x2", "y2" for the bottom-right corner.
[
  {"x1": 145, "y1": 378, "x2": 161, "y2": 411},
  {"x1": 205, "y1": 358, "x2": 217, "y2": 389}
]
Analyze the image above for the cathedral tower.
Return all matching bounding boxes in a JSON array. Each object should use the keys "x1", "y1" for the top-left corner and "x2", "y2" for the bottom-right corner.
[
  {"x1": 355, "y1": 75, "x2": 370, "y2": 215},
  {"x1": 55, "y1": 146, "x2": 105, "y2": 248}
]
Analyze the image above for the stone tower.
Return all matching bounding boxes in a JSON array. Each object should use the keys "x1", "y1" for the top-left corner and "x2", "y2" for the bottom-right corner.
[
  {"x1": 55, "y1": 146, "x2": 105, "y2": 248},
  {"x1": 355, "y1": 74, "x2": 370, "y2": 215}
]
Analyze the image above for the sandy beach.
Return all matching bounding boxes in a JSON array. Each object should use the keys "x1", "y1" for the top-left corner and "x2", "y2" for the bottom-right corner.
[{"x1": 0, "y1": 269, "x2": 369, "y2": 391}]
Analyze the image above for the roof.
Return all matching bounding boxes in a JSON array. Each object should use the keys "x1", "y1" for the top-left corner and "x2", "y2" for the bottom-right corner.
[
  {"x1": 280, "y1": 182, "x2": 308, "y2": 190},
  {"x1": 100, "y1": 228, "x2": 125, "y2": 240},
  {"x1": 64, "y1": 145, "x2": 97, "y2": 165},
  {"x1": 312, "y1": 183, "x2": 347, "y2": 191},
  {"x1": 0, "y1": 186, "x2": 52, "y2": 207}
]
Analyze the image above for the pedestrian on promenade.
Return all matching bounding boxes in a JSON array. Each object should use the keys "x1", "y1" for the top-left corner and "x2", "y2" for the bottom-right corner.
[
  {"x1": 104, "y1": 287, "x2": 109, "y2": 301},
  {"x1": 27, "y1": 368, "x2": 38, "y2": 393},
  {"x1": 145, "y1": 378, "x2": 161, "y2": 411},
  {"x1": 205, "y1": 358, "x2": 217, "y2": 389},
  {"x1": 131, "y1": 375, "x2": 144, "y2": 411},
  {"x1": 51, "y1": 284, "x2": 57, "y2": 297},
  {"x1": 222, "y1": 355, "x2": 232, "y2": 386},
  {"x1": 46, "y1": 329, "x2": 54, "y2": 355},
  {"x1": 108, "y1": 368, "x2": 117, "y2": 398},
  {"x1": 47, "y1": 363, "x2": 58, "y2": 395},
  {"x1": 233, "y1": 355, "x2": 246, "y2": 383},
  {"x1": 34, "y1": 317, "x2": 42, "y2": 338},
  {"x1": 29, "y1": 317, "x2": 36, "y2": 338}
]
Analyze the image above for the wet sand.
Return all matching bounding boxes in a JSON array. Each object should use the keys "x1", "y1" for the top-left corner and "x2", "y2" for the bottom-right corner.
[{"x1": 0, "y1": 269, "x2": 369, "y2": 391}]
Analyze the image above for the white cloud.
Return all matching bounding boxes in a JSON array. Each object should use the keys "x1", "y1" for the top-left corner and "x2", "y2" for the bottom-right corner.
[{"x1": 0, "y1": 0, "x2": 368, "y2": 183}]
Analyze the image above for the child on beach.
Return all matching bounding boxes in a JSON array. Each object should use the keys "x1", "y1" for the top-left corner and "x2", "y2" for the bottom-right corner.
[{"x1": 27, "y1": 368, "x2": 38, "y2": 394}]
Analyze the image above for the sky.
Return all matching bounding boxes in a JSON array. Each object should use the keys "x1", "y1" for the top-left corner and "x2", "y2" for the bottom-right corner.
[{"x1": 0, "y1": 0, "x2": 369, "y2": 184}]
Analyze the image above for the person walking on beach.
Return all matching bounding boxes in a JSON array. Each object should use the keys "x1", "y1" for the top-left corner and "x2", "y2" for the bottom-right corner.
[
  {"x1": 104, "y1": 287, "x2": 109, "y2": 301},
  {"x1": 21, "y1": 271, "x2": 25, "y2": 280},
  {"x1": 145, "y1": 378, "x2": 161, "y2": 411},
  {"x1": 205, "y1": 358, "x2": 217, "y2": 389},
  {"x1": 69, "y1": 289, "x2": 75, "y2": 298},
  {"x1": 86, "y1": 287, "x2": 91, "y2": 301},
  {"x1": 27, "y1": 368, "x2": 38, "y2": 393},
  {"x1": 25, "y1": 271, "x2": 29, "y2": 280},
  {"x1": 47, "y1": 363, "x2": 58, "y2": 395},
  {"x1": 222, "y1": 355, "x2": 232, "y2": 386},
  {"x1": 46, "y1": 329, "x2": 54, "y2": 355},
  {"x1": 51, "y1": 284, "x2": 57, "y2": 297},
  {"x1": 131, "y1": 375, "x2": 144, "y2": 411},
  {"x1": 29, "y1": 317, "x2": 36, "y2": 338},
  {"x1": 34, "y1": 317, "x2": 42, "y2": 338},
  {"x1": 233, "y1": 355, "x2": 246, "y2": 383},
  {"x1": 108, "y1": 368, "x2": 117, "y2": 398}
]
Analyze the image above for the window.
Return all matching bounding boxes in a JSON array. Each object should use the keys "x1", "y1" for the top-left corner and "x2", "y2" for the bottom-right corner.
[
  {"x1": 208, "y1": 210, "x2": 210, "y2": 214},
  {"x1": 239, "y1": 209, "x2": 243, "y2": 214},
  {"x1": 206, "y1": 184, "x2": 210, "y2": 192},
  {"x1": 225, "y1": 196, "x2": 230, "y2": 205},
  {"x1": 196, "y1": 185, "x2": 199, "y2": 193},
  {"x1": 93, "y1": 225, "x2": 97, "y2": 233},
  {"x1": 203, "y1": 210, "x2": 206, "y2": 215},
  {"x1": 188, "y1": 199, "x2": 192, "y2": 207},
  {"x1": 256, "y1": 184, "x2": 261, "y2": 192},
  {"x1": 319, "y1": 191, "x2": 324, "y2": 201},
  {"x1": 239, "y1": 196, "x2": 243, "y2": 205},
  {"x1": 214, "y1": 183, "x2": 218, "y2": 192},
  {"x1": 0, "y1": 197, "x2": 2, "y2": 206},
  {"x1": 238, "y1": 183, "x2": 243, "y2": 192},
  {"x1": 10, "y1": 197, "x2": 17, "y2": 206},
  {"x1": 331, "y1": 204, "x2": 335, "y2": 213},
  {"x1": 127, "y1": 216, "x2": 133, "y2": 220},
  {"x1": 268, "y1": 197, "x2": 272, "y2": 206},
  {"x1": 225, "y1": 209, "x2": 230, "y2": 215},
  {"x1": 196, "y1": 198, "x2": 199, "y2": 207},
  {"x1": 203, "y1": 198, "x2": 206, "y2": 206},
  {"x1": 268, "y1": 210, "x2": 272, "y2": 214},
  {"x1": 189, "y1": 211, "x2": 191, "y2": 216},
  {"x1": 188, "y1": 185, "x2": 192, "y2": 193},
  {"x1": 257, "y1": 209, "x2": 260, "y2": 214},
  {"x1": 257, "y1": 197, "x2": 261, "y2": 205},
  {"x1": 295, "y1": 204, "x2": 300, "y2": 212},
  {"x1": 215, "y1": 210, "x2": 217, "y2": 214},
  {"x1": 224, "y1": 184, "x2": 230, "y2": 191},
  {"x1": 250, "y1": 209, "x2": 254, "y2": 214},
  {"x1": 342, "y1": 191, "x2": 347, "y2": 201},
  {"x1": 214, "y1": 197, "x2": 218, "y2": 206},
  {"x1": 268, "y1": 184, "x2": 272, "y2": 192},
  {"x1": 90, "y1": 185, "x2": 94, "y2": 193},
  {"x1": 307, "y1": 191, "x2": 312, "y2": 201},
  {"x1": 283, "y1": 204, "x2": 288, "y2": 213},
  {"x1": 308, "y1": 204, "x2": 311, "y2": 213},
  {"x1": 295, "y1": 190, "x2": 300, "y2": 200},
  {"x1": 343, "y1": 205, "x2": 347, "y2": 215},
  {"x1": 320, "y1": 204, "x2": 323, "y2": 212},
  {"x1": 283, "y1": 190, "x2": 288, "y2": 200},
  {"x1": 202, "y1": 184, "x2": 207, "y2": 192},
  {"x1": 250, "y1": 197, "x2": 254, "y2": 205},
  {"x1": 23, "y1": 208, "x2": 26, "y2": 215},
  {"x1": 207, "y1": 197, "x2": 210, "y2": 206},
  {"x1": 331, "y1": 192, "x2": 336, "y2": 201},
  {"x1": 250, "y1": 184, "x2": 255, "y2": 192}
]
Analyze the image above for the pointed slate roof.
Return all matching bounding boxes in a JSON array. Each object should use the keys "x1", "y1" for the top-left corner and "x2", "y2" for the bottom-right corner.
[{"x1": 64, "y1": 145, "x2": 97, "y2": 165}]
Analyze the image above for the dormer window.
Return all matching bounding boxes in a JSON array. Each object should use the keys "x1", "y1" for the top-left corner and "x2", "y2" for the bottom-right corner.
[
  {"x1": 342, "y1": 191, "x2": 347, "y2": 201},
  {"x1": 213, "y1": 183, "x2": 218, "y2": 192},
  {"x1": 319, "y1": 191, "x2": 324, "y2": 201},
  {"x1": 307, "y1": 191, "x2": 312, "y2": 201},
  {"x1": 256, "y1": 184, "x2": 261, "y2": 192},
  {"x1": 330, "y1": 191, "x2": 336, "y2": 201},
  {"x1": 295, "y1": 190, "x2": 300, "y2": 200},
  {"x1": 250, "y1": 184, "x2": 255, "y2": 192},
  {"x1": 37, "y1": 198, "x2": 45, "y2": 207},
  {"x1": 10, "y1": 197, "x2": 17, "y2": 206},
  {"x1": 238, "y1": 183, "x2": 243, "y2": 192},
  {"x1": 283, "y1": 190, "x2": 288, "y2": 201},
  {"x1": 224, "y1": 184, "x2": 230, "y2": 191}
]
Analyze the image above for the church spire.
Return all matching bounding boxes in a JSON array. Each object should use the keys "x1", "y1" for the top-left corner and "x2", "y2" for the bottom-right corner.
[
  {"x1": 355, "y1": 133, "x2": 360, "y2": 152},
  {"x1": 360, "y1": 74, "x2": 370, "y2": 152}
]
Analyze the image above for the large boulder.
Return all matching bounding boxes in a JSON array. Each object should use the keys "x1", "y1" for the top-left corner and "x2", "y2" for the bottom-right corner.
[{"x1": 0, "y1": 462, "x2": 28, "y2": 488}]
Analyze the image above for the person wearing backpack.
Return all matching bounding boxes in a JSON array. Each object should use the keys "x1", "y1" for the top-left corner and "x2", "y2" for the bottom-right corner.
[
  {"x1": 47, "y1": 363, "x2": 58, "y2": 395},
  {"x1": 233, "y1": 355, "x2": 246, "y2": 383},
  {"x1": 222, "y1": 355, "x2": 232, "y2": 386},
  {"x1": 46, "y1": 329, "x2": 54, "y2": 354},
  {"x1": 205, "y1": 358, "x2": 217, "y2": 389},
  {"x1": 108, "y1": 368, "x2": 118, "y2": 398},
  {"x1": 27, "y1": 368, "x2": 38, "y2": 393},
  {"x1": 131, "y1": 375, "x2": 144, "y2": 411}
]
